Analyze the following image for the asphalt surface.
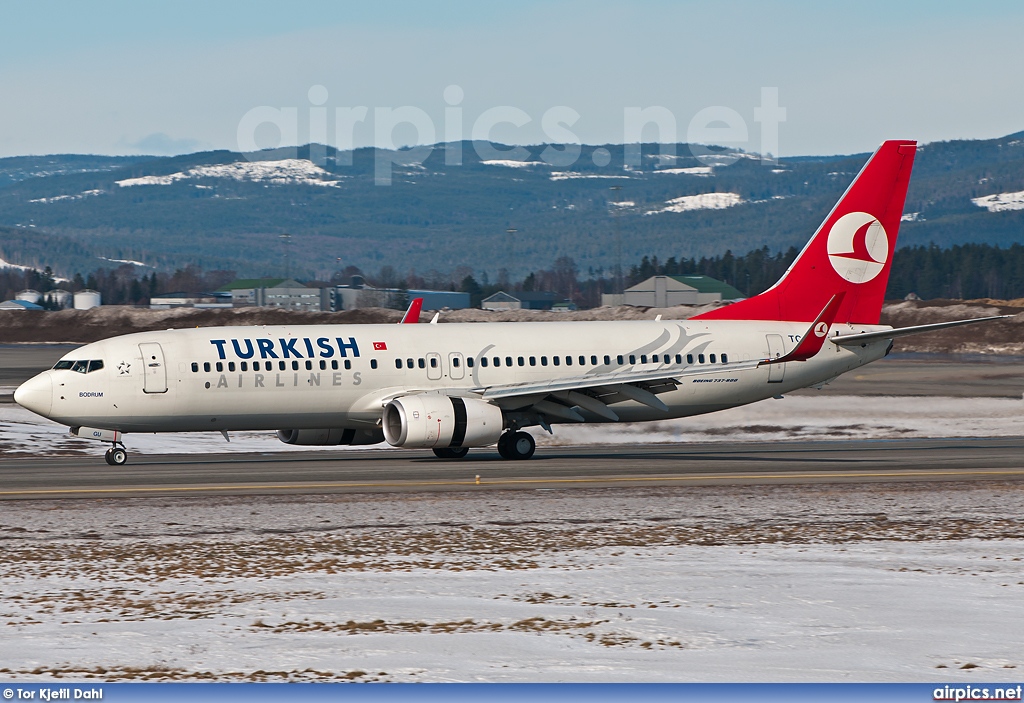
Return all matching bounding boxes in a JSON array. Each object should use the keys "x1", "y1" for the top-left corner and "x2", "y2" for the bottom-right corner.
[{"x1": 3, "y1": 438, "x2": 1024, "y2": 500}]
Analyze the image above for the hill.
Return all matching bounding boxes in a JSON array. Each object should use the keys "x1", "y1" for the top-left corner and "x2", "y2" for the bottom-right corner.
[{"x1": 0, "y1": 134, "x2": 1022, "y2": 279}]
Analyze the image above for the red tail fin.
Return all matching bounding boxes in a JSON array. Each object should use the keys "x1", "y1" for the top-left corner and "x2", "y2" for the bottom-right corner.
[{"x1": 693, "y1": 140, "x2": 917, "y2": 324}]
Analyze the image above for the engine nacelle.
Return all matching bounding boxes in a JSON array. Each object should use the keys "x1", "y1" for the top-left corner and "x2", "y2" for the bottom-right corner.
[
  {"x1": 382, "y1": 395, "x2": 503, "y2": 449},
  {"x1": 276, "y1": 428, "x2": 384, "y2": 446}
]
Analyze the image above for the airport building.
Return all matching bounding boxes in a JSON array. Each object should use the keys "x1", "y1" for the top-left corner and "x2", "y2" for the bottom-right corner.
[
  {"x1": 481, "y1": 291, "x2": 561, "y2": 311},
  {"x1": 601, "y1": 275, "x2": 744, "y2": 308}
]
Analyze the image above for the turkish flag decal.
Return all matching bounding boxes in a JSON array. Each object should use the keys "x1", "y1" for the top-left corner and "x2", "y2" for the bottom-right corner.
[{"x1": 373, "y1": 341, "x2": 387, "y2": 351}]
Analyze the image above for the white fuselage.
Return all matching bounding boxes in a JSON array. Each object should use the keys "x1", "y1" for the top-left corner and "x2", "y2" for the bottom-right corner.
[{"x1": 20, "y1": 319, "x2": 890, "y2": 436}]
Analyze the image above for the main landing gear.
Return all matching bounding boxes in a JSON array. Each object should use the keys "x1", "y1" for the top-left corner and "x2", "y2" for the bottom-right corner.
[
  {"x1": 429, "y1": 431, "x2": 537, "y2": 461},
  {"x1": 432, "y1": 447, "x2": 470, "y2": 459},
  {"x1": 104, "y1": 444, "x2": 128, "y2": 466},
  {"x1": 497, "y1": 431, "x2": 535, "y2": 460}
]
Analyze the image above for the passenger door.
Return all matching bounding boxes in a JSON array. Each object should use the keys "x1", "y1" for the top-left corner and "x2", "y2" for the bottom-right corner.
[
  {"x1": 765, "y1": 335, "x2": 785, "y2": 383},
  {"x1": 139, "y1": 342, "x2": 168, "y2": 393}
]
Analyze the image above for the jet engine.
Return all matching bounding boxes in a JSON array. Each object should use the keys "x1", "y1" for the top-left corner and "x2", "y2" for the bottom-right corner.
[
  {"x1": 382, "y1": 395, "x2": 503, "y2": 449},
  {"x1": 276, "y1": 428, "x2": 384, "y2": 446}
]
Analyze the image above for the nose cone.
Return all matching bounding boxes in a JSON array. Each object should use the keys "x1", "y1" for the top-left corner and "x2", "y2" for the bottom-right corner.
[{"x1": 14, "y1": 372, "x2": 53, "y2": 418}]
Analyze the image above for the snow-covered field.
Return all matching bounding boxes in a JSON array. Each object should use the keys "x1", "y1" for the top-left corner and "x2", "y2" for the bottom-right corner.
[
  {"x1": 2, "y1": 394, "x2": 1021, "y2": 457},
  {"x1": 1, "y1": 485, "x2": 1022, "y2": 682}
]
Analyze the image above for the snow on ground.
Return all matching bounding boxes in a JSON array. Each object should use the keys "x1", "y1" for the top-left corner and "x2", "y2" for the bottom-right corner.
[
  {"x1": 115, "y1": 160, "x2": 341, "y2": 188},
  {"x1": 1, "y1": 394, "x2": 1022, "y2": 457},
  {"x1": 653, "y1": 166, "x2": 713, "y2": 176},
  {"x1": 28, "y1": 189, "x2": 105, "y2": 204},
  {"x1": 972, "y1": 190, "x2": 1024, "y2": 212},
  {"x1": 645, "y1": 192, "x2": 743, "y2": 215},
  {"x1": 0, "y1": 484, "x2": 1022, "y2": 682},
  {"x1": 0, "y1": 257, "x2": 35, "y2": 272},
  {"x1": 549, "y1": 172, "x2": 625, "y2": 180},
  {"x1": 480, "y1": 160, "x2": 545, "y2": 168}
]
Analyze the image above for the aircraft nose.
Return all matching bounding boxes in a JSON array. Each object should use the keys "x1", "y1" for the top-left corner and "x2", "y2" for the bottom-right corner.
[{"x1": 14, "y1": 372, "x2": 53, "y2": 418}]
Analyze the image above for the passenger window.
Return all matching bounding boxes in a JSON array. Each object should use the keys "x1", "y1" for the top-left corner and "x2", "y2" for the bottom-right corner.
[
  {"x1": 629, "y1": 355, "x2": 636, "y2": 365},
  {"x1": 279, "y1": 361, "x2": 286, "y2": 371},
  {"x1": 418, "y1": 358, "x2": 425, "y2": 369},
  {"x1": 396, "y1": 359, "x2": 403, "y2": 369},
  {"x1": 292, "y1": 361, "x2": 299, "y2": 371},
  {"x1": 640, "y1": 355, "x2": 647, "y2": 364},
  {"x1": 579, "y1": 356, "x2": 586, "y2": 366},
  {"x1": 698, "y1": 354, "x2": 705, "y2": 364},
  {"x1": 617, "y1": 355, "x2": 624, "y2": 365},
  {"x1": 203, "y1": 362, "x2": 211, "y2": 373},
  {"x1": 517, "y1": 357, "x2": 524, "y2": 367},
  {"x1": 371, "y1": 359, "x2": 378, "y2": 369},
  {"x1": 590, "y1": 355, "x2": 597, "y2": 365},
  {"x1": 319, "y1": 360, "x2": 325, "y2": 370},
  {"x1": 553, "y1": 356, "x2": 560, "y2": 366},
  {"x1": 721, "y1": 353, "x2": 728, "y2": 363},
  {"x1": 242, "y1": 362, "x2": 249, "y2": 371},
  {"x1": 407, "y1": 358, "x2": 414, "y2": 368},
  {"x1": 710, "y1": 354, "x2": 716, "y2": 363},
  {"x1": 216, "y1": 362, "x2": 223, "y2": 372},
  {"x1": 541, "y1": 356, "x2": 548, "y2": 366},
  {"x1": 603, "y1": 355, "x2": 611, "y2": 365},
  {"x1": 505, "y1": 356, "x2": 512, "y2": 367},
  {"x1": 228, "y1": 362, "x2": 235, "y2": 372},
  {"x1": 529, "y1": 356, "x2": 536, "y2": 366},
  {"x1": 565, "y1": 356, "x2": 572, "y2": 366},
  {"x1": 191, "y1": 362, "x2": 199, "y2": 373},
  {"x1": 430, "y1": 357, "x2": 438, "y2": 368},
  {"x1": 481, "y1": 357, "x2": 489, "y2": 368},
  {"x1": 467, "y1": 357, "x2": 474, "y2": 368},
  {"x1": 332, "y1": 360, "x2": 339, "y2": 370},
  {"x1": 305, "y1": 360, "x2": 312, "y2": 370},
  {"x1": 675, "y1": 354, "x2": 682, "y2": 364},
  {"x1": 453, "y1": 358, "x2": 460, "y2": 368},
  {"x1": 687, "y1": 354, "x2": 694, "y2": 364},
  {"x1": 344, "y1": 360, "x2": 351, "y2": 370}
]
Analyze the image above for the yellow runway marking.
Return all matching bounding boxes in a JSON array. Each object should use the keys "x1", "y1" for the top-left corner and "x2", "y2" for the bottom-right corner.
[{"x1": 3, "y1": 468, "x2": 1024, "y2": 497}]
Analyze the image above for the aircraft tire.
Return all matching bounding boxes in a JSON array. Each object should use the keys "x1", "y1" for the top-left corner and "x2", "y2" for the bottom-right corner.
[
  {"x1": 103, "y1": 449, "x2": 115, "y2": 466},
  {"x1": 432, "y1": 447, "x2": 469, "y2": 459},
  {"x1": 109, "y1": 447, "x2": 128, "y2": 466},
  {"x1": 506, "y1": 431, "x2": 536, "y2": 460}
]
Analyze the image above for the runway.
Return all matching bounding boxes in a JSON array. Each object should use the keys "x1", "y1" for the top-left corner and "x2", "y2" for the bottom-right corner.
[{"x1": 3, "y1": 437, "x2": 1024, "y2": 499}]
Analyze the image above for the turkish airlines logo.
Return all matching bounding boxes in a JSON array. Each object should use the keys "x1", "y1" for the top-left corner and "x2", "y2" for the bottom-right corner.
[
  {"x1": 826, "y1": 211, "x2": 888, "y2": 283},
  {"x1": 813, "y1": 322, "x2": 828, "y2": 338}
]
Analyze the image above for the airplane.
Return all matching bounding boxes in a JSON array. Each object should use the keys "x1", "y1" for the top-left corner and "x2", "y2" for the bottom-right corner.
[{"x1": 14, "y1": 139, "x2": 1008, "y2": 466}]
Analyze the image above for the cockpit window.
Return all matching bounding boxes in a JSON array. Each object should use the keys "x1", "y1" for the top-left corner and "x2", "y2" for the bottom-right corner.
[{"x1": 53, "y1": 360, "x2": 104, "y2": 373}]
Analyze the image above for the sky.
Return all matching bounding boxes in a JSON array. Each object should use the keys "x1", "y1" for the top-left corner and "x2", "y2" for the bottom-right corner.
[{"x1": 1, "y1": 0, "x2": 1023, "y2": 159}]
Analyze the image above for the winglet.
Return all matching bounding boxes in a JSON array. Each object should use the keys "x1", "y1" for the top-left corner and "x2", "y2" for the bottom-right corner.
[
  {"x1": 762, "y1": 292, "x2": 845, "y2": 365},
  {"x1": 400, "y1": 297, "x2": 424, "y2": 324}
]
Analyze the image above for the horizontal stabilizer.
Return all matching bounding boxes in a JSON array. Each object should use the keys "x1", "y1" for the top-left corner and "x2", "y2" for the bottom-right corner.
[{"x1": 831, "y1": 315, "x2": 1011, "y2": 346}]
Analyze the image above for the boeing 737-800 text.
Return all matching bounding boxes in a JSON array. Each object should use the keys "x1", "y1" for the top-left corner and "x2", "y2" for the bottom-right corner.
[{"x1": 14, "y1": 140, "x2": 1005, "y2": 464}]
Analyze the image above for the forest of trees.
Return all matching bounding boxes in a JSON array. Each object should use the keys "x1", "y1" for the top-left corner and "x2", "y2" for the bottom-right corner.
[{"x1": 3, "y1": 243, "x2": 1024, "y2": 310}]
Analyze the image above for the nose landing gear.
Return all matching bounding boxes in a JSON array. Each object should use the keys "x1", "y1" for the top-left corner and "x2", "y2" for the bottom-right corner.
[{"x1": 104, "y1": 444, "x2": 128, "y2": 466}]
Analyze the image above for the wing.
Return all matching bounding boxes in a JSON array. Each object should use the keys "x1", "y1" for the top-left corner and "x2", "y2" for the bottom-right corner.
[{"x1": 471, "y1": 359, "x2": 762, "y2": 422}]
